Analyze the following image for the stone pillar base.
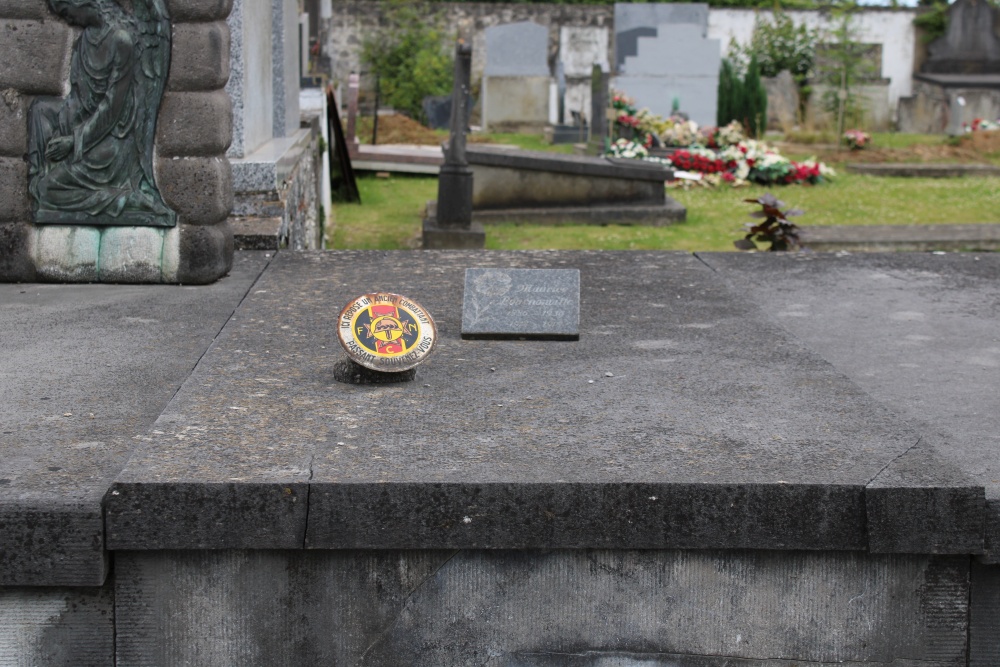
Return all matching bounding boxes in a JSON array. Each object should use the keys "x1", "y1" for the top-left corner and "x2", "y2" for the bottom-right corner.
[
  {"x1": 422, "y1": 215, "x2": 485, "y2": 250},
  {"x1": 0, "y1": 221, "x2": 233, "y2": 285}
]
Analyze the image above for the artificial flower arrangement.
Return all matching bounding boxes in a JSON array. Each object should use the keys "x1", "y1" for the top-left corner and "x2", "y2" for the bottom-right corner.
[
  {"x1": 964, "y1": 118, "x2": 1000, "y2": 132},
  {"x1": 843, "y1": 129, "x2": 871, "y2": 150},
  {"x1": 605, "y1": 91, "x2": 834, "y2": 188},
  {"x1": 607, "y1": 138, "x2": 651, "y2": 160},
  {"x1": 608, "y1": 134, "x2": 833, "y2": 189},
  {"x1": 611, "y1": 92, "x2": 655, "y2": 148}
]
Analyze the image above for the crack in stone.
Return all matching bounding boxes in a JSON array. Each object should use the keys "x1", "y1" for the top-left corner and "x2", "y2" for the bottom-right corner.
[
  {"x1": 301, "y1": 452, "x2": 315, "y2": 549},
  {"x1": 357, "y1": 549, "x2": 462, "y2": 663},
  {"x1": 866, "y1": 435, "x2": 923, "y2": 488}
]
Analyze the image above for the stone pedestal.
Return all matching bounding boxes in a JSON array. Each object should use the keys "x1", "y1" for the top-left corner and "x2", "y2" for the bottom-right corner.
[
  {"x1": 421, "y1": 201, "x2": 486, "y2": 250},
  {"x1": 435, "y1": 164, "x2": 474, "y2": 226}
]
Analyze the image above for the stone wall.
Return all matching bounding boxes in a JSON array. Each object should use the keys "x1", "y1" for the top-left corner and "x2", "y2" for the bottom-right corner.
[
  {"x1": 0, "y1": 0, "x2": 234, "y2": 284},
  {"x1": 324, "y1": 3, "x2": 918, "y2": 128},
  {"x1": 230, "y1": 115, "x2": 324, "y2": 251},
  {"x1": 325, "y1": 1, "x2": 612, "y2": 88},
  {"x1": 899, "y1": 77, "x2": 1000, "y2": 134}
]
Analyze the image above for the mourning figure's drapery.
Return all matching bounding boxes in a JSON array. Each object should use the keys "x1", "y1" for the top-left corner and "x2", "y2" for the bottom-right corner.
[{"x1": 28, "y1": 0, "x2": 175, "y2": 227}]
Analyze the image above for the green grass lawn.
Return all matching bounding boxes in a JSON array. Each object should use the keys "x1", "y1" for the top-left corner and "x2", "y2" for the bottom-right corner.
[{"x1": 330, "y1": 144, "x2": 1000, "y2": 252}]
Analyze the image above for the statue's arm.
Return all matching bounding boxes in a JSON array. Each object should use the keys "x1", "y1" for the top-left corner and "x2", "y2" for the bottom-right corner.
[{"x1": 74, "y1": 30, "x2": 135, "y2": 158}]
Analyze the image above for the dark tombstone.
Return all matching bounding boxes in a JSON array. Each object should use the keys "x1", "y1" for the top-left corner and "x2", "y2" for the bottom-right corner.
[
  {"x1": 423, "y1": 95, "x2": 453, "y2": 130},
  {"x1": 422, "y1": 41, "x2": 485, "y2": 249},
  {"x1": 924, "y1": 0, "x2": 1000, "y2": 74},
  {"x1": 461, "y1": 268, "x2": 581, "y2": 340},
  {"x1": 27, "y1": 0, "x2": 175, "y2": 227},
  {"x1": 588, "y1": 63, "x2": 610, "y2": 155}
]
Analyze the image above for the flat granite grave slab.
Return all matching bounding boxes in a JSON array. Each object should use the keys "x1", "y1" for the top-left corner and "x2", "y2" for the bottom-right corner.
[
  {"x1": 700, "y1": 251, "x2": 1000, "y2": 561},
  {"x1": 106, "y1": 251, "x2": 982, "y2": 554},
  {"x1": 466, "y1": 146, "x2": 686, "y2": 226},
  {"x1": 0, "y1": 252, "x2": 271, "y2": 586}
]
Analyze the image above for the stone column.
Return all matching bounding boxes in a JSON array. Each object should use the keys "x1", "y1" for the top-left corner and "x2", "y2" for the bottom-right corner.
[
  {"x1": 588, "y1": 63, "x2": 610, "y2": 155},
  {"x1": 346, "y1": 72, "x2": 360, "y2": 157},
  {"x1": 422, "y1": 40, "x2": 485, "y2": 250},
  {"x1": 436, "y1": 42, "x2": 473, "y2": 227}
]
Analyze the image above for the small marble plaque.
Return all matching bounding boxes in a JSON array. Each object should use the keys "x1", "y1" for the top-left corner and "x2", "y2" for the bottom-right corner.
[{"x1": 462, "y1": 268, "x2": 580, "y2": 340}]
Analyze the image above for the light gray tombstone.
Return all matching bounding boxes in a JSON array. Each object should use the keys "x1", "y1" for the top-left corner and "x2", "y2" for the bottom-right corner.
[
  {"x1": 615, "y1": 3, "x2": 709, "y2": 72},
  {"x1": 462, "y1": 268, "x2": 581, "y2": 340},
  {"x1": 485, "y1": 22, "x2": 550, "y2": 77},
  {"x1": 614, "y1": 23, "x2": 721, "y2": 126},
  {"x1": 482, "y1": 22, "x2": 551, "y2": 131}
]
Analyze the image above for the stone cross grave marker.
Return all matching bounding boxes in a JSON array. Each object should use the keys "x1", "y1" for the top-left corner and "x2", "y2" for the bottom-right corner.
[{"x1": 462, "y1": 268, "x2": 580, "y2": 340}]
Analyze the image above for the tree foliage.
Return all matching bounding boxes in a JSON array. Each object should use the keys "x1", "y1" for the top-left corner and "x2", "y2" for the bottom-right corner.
[
  {"x1": 818, "y1": 2, "x2": 877, "y2": 135},
  {"x1": 728, "y1": 10, "x2": 818, "y2": 80},
  {"x1": 717, "y1": 56, "x2": 767, "y2": 138},
  {"x1": 913, "y1": 2, "x2": 949, "y2": 43},
  {"x1": 361, "y1": 0, "x2": 454, "y2": 123}
]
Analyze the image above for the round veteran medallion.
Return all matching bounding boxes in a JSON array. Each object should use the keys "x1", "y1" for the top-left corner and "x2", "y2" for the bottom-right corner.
[{"x1": 337, "y1": 293, "x2": 437, "y2": 372}]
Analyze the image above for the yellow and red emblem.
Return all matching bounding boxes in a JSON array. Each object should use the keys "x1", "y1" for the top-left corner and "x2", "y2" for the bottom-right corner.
[{"x1": 337, "y1": 293, "x2": 437, "y2": 372}]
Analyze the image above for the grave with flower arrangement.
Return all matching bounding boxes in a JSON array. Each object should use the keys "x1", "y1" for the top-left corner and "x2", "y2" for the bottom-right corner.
[{"x1": 606, "y1": 107, "x2": 835, "y2": 188}]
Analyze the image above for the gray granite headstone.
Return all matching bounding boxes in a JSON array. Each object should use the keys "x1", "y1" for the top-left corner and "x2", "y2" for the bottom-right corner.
[
  {"x1": 924, "y1": 0, "x2": 1000, "y2": 74},
  {"x1": 614, "y1": 3, "x2": 709, "y2": 72},
  {"x1": 462, "y1": 268, "x2": 580, "y2": 340},
  {"x1": 614, "y1": 24, "x2": 721, "y2": 125},
  {"x1": 485, "y1": 22, "x2": 550, "y2": 77}
]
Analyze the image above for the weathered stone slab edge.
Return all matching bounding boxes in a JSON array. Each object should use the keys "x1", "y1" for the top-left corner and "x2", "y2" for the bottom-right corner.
[
  {"x1": 104, "y1": 482, "x2": 308, "y2": 550},
  {"x1": 866, "y1": 486, "x2": 985, "y2": 555},
  {"x1": 467, "y1": 146, "x2": 671, "y2": 181},
  {"x1": 231, "y1": 216, "x2": 282, "y2": 250},
  {"x1": 0, "y1": 503, "x2": 108, "y2": 587},
  {"x1": 304, "y1": 482, "x2": 868, "y2": 551},
  {"x1": 471, "y1": 200, "x2": 687, "y2": 225}
]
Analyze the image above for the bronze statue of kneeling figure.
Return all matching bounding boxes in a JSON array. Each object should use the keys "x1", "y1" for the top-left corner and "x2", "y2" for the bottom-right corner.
[{"x1": 28, "y1": 0, "x2": 176, "y2": 227}]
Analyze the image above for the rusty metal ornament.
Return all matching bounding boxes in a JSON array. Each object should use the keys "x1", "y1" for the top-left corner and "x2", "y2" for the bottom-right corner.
[{"x1": 337, "y1": 293, "x2": 437, "y2": 372}]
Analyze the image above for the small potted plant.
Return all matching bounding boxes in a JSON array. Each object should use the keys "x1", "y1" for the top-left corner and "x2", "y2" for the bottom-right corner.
[{"x1": 734, "y1": 193, "x2": 805, "y2": 251}]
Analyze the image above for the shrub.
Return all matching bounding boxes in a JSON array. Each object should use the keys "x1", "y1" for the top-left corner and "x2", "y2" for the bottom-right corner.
[
  {"x1": 717, "y1": 56, "x2": 767, "y2": 138},
  {"x1": 361, "y1": 1, "x2": 454, "y2": 124}
]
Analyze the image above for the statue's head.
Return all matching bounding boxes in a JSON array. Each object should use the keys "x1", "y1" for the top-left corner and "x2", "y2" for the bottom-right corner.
[{"x1": 48, "y1": 0, "x2": 111, "y2": 26}]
